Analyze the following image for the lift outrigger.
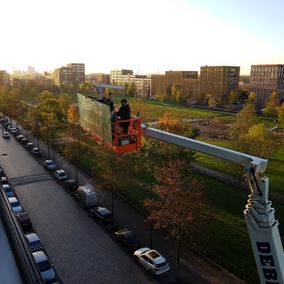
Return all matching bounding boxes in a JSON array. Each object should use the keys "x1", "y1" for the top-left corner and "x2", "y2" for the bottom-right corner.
[{"x1": 78, "y1": 93, "x2": 284, "y2": 283}]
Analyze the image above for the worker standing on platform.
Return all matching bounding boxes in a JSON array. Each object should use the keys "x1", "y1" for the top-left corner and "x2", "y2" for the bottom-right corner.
[
  {"x1": 104, "y1": 93, "x2": 115, "y2": 113},
  {"x1": 117, "y1": 99, "x2": 131, "y2": 134}
]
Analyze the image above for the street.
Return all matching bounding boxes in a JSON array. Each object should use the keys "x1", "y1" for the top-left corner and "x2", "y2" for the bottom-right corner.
[{"x1": 0, "y1": 134, "x2": 152, "y2": 284}]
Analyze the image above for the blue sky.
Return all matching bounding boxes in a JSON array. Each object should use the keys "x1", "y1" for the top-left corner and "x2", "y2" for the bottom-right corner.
[{"x1": 0, "y1": 0, "x2": 283, "y2": 74}]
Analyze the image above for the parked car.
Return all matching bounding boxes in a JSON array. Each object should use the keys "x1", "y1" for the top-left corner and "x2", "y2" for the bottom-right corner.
[
  {"x1": 2, "y1": 131, "x2": 10, "y2": 139},
  {"x1": 31, "y1": 147, "x2": 41, "y2": 156},
  {"x1": 44, "y1": 160, "x2": 56, "y2": 171},
  {"x1": 134, "y1": 248, "x2": 170, "y2": 276},
  {"x1": 26, "y1": 142, "x2": 34, "y2": 150},
  {"x1": 32, "y1": 251, "x2": 56, "y2": 283},
  {"x1": 54, "y1": 169, "x2": 68, "y2": 180},
  {"x1": 25, "y1": 233, "x2": 44, "y2": 252},
  {"x1": 21, "y1": 137, "x2": 28, "y2": 145},
  {"x1": 10, "y1": 127, "x2": 18, "y2": 135},
  {"x1": 16, "y1": 212, "x2": 32, "y2": 230},
  {"x1": 1, "y1": 184, "x2": 14, "y2": 197},
  {"x1": 115, "y1": 229, "x2": 141, "y2": 251},
  {"x1": 16, "y1": 134, "x2": 24, "y2": 141},
  {"x1": 1, "y1": 176, "x2": 9, "y2": 185},
  {"x1": 88, "y1": 207, "x2": 113, "y2": 225},
  {"x1": 8, "y1": 197, "x2": 23, "y2": 213},
  {"x1": 64, "y1": 179, "x2": 78, "y2": 192}
]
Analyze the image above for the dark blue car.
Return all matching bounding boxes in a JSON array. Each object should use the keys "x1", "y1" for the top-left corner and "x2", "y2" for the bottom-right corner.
[{"x1": 2, "y1": 184, "x2": 13, "y2": 197}]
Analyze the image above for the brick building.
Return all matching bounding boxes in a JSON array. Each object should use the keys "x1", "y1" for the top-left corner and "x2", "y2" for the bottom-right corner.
[
  {"x1": 250, "y1": 64, "x2": 284, "y2": 107},
  {"x1": 199, "y1": 66, "x2": 240, "y2": 105}
]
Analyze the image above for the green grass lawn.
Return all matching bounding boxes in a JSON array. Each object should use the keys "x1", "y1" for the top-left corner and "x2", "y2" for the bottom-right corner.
[
  {"x1": 112, "y1": 95, "x2": 235, "y2": 122},
  {"x1": 195, "y1": 137, "x2": 284, "y2": 194}
]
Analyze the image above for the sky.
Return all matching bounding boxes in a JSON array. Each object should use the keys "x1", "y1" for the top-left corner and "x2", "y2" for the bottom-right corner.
[{"x1": 0, "y1": 0, "x2": 284, "y2": 75}]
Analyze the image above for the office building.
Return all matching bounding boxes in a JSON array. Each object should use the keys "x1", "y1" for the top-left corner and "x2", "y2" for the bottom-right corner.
[
  {"x1": 250, "y1": 64, "x2": 284, "y2": 107},
  {"x1": 199, "y1": 66, "x2": 240, "y2": 105},
  {"x1": 0, "y1": 70, "x2": 9, "y2": 87}
]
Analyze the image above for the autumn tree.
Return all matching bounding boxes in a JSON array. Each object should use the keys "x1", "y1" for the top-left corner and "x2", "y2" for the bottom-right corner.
[
  {"x1": 236, "y1": 123, "x2": 279, "y2": 158},
  {"x1": 63, "y1": 104, "x2": 81, "y2": 182},
  {"x1": 230, "y1": 92, "x2": 257, "y2": 138},
  {"x1": 127, "y1": 84, "x2": 137, "y2": 97},
  {"x1": 263, "y1": 91, "x2": 278, "y2": 117},
  {"x1": 171, "y1": 84, "x2": 184, "y2": 104},
  {"x1": 278, "y1": 102, "x2": 284, "y2": 126},
  {"x1": 144, "y1": 160, "x2": 205, "y2": 282},
  {"x1": 228, "y1": 90, "x2": 238, "y2": 104},
  {"x1": 133, "y1": 114, "x2": 196, "y2": 175}
]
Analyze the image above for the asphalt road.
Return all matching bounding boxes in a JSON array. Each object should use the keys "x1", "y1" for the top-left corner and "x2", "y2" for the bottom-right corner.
[{"x1": 0, "y1": 135, "x2": 152, "y2": 284}]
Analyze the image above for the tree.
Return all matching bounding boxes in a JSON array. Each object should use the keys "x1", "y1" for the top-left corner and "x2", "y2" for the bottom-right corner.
[
  {"x1": 127, "y1": 84, "x2": 136, "y2": 97},
  {"x1": 228, "y1": 90, "x2": 238, "y2": 105},
  {"x1": 263, "y1": 91, "x2": 278, "y2": 117},
  {"x1": 230, "y1": 94, "x2": 257, "y2": 138},
  {"x1": 171, "y1": 84, "x2": 184, "y2": 104},
  {"x1": 144, "y1": 160, "x2": 204, "y2": 283},
  {"x1": 278, "y1": 102, "x2": 284, "y2": 126},
  {"x1": 237, "y1": 123, "x2": 279, "y2": 158}
]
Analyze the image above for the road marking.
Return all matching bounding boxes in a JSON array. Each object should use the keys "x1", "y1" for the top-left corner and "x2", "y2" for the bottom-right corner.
[{"x1": 9, "y1": 173, "x2": 53, "y2": 187}]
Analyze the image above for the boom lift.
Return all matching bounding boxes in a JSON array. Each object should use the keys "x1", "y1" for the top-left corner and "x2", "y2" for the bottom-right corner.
[
  {"x1": 77, "y1": 93, "x2": 284, "y2": 283},
  {"x1": 142, "y1": 124, "x2": 284, "y2": 284}
]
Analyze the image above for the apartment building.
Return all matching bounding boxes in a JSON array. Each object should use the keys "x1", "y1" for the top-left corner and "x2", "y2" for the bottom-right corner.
[
  {"x1": 110, "y1": 69, "x2": 134, "y2": 85},
  {"x1": 54, "y1": 63, "x2": 85, "y2": 87},
  {"x1": 54, "y1": 67, "x2": 73, "y2": 87},
  {"x1": 86, "y1": 73, "x2": 110, "y2": 84},
  {"x1": 67, "y1": 63, "x2": 85, "y2": 86},
  {"x1": 250, "y1": 64, "x2": 284, "y2": 107},
  {"x1": 199, "y1": 66, "x2": 240, "y2": 105},
  {"x1": 151, "y1": 70, "x2": 200, "y2": 102},
  {"x1": 0, "y1": 70, "x2": 10, "y2": 87}
]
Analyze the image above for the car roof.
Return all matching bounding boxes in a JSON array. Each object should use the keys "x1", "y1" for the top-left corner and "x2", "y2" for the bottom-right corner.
[
  {"x1": 2, "y1": 184, "x2": 11, "y2": 188},
  {"x1": 45, "y1": 160, "x2": 54, "y2": 163},
  {"x1": 32, "y1": 251, "x2": 48, "y2": 262},
  {"x1": 57, "y1": 169, "x2": 65, "y2": 173},
  {"x1": 25, "y1": 233, "x2": 40, "y2": 243},
  {"x1": 8, "y1": 197, "x2": 18, "y2": 203},
  {"x1": 17, "y1": 212, "x2": 29, "y2": 218},
  {"x1": 27, "y1": 142, "x2": 33, "y2": 145},
  {"x1": 118, "y1": 229, "x2": 135, "y2": 238},
  {"x1": 97, "y1": 207, "x2": 111, "y2": 215}
]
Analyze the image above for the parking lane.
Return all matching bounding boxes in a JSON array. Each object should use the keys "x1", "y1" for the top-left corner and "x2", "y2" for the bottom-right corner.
[{"x1": 0, "y1": 135, "x2": 151, "y2": 284}]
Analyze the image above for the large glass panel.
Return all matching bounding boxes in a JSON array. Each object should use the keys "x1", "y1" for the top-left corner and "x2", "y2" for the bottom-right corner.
[{"x1": 77, "y1": 93, "x2": 112, "y2": 144}]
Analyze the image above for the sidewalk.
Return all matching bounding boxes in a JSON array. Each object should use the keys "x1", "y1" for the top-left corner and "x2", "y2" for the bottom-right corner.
[{"x1": 17, "y1": 123, "x2": 244, "y2": 284}]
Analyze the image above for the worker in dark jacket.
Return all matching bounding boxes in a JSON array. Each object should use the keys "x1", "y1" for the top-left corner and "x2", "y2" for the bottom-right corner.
[
  {"x1": 104, "y1": 93, "x2": 115, "y2": 112},
  {"x1": 117, "y1": 99, "x2": 131, "y2": 134}
]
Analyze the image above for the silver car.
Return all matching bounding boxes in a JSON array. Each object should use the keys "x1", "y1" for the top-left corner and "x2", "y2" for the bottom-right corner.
[
  {"x1": 134, "y1": 247, "x2": 170, "y2": 276},
  {"x1": 32, "y1": 251, "x2": 56, "y2": 283},
  {"x1": 8, "y1": 197, "x2": 23, "y2": 213},
  {"x1": 25, "y1": 233, "x2": 44, "y2": 252}
]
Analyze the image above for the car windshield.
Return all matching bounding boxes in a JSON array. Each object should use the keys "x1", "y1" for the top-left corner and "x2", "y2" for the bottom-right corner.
[
  {"x1": 47, "y1": 161, "x2": 54, "y2": 165},
  {"x1": 12, "y1": 201, "x2": 20, "y2": 207},
  {"x1": 156, "y1": 261, "x2": 168, "y2": 268},
  {"x1": 59, "y1": 172, "x2": 65, "y2": 176},
  {"x1": 38, "y1": 260, "x2": 51, "y2": 272},
  {"x1": 31, "y1": 240, "x2": 41, "y2": 247}
]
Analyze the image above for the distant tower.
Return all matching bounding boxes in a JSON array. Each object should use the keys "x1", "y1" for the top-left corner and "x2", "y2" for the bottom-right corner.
[{"x1": 27, "y1": 66, "x2": 35, "y2": 74}]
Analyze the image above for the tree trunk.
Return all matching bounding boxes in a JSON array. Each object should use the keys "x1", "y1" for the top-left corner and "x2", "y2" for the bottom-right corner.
[{"x1": 175, "y1": 239, "x2": 181, "y2": 283}]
